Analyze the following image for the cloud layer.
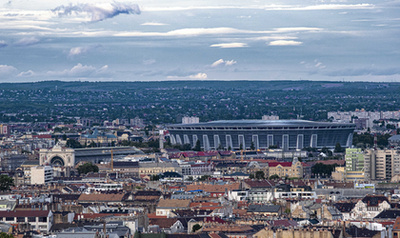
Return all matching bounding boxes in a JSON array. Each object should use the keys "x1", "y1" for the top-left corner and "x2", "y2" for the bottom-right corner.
[
  {"x1": 211, "y1": 59, "x2": 237, "y2": 67},
  {"x1": 0, "y1": 0, "x2": 397, "y2": 82},
  {"x1": 52, "y1": 2, "x2": 141, "y2": 22}
]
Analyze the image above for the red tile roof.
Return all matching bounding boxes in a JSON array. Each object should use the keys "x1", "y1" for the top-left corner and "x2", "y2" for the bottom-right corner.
[
  {"x1": 268, "y1": 162, "x2": 293, "y2": 167},
  {"x1": 204, "y1": 216, "x2": 226, "y2": 224},
  {"x1": 185, "y1": 183, "x2": 240, "y2": 193}
]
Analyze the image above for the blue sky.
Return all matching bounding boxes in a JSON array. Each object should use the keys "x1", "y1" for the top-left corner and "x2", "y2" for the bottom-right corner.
[{"x1": 0, "y1": 0, "x2": 399, "y2": 82}]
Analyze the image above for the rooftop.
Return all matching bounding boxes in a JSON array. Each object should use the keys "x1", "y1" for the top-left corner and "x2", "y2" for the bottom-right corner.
[{"x1": 168, "y1": 119, "x2": 354, "y2": 128}]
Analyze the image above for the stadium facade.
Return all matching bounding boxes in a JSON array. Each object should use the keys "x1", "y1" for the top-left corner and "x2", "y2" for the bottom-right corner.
[{"x1": 167, "y1": 120, "x2": 355, "y2": 151}]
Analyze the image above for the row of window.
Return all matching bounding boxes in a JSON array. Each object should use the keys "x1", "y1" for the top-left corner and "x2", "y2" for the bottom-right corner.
[
  {"x1": 172, "y1": 133, "x2": 319, "y2": 150},
  {"x1": 4, "y1": 217, "x2": 47, "y2": 222}
]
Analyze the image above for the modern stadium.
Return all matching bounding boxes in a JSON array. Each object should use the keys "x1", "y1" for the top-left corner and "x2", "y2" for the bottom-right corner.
[{"x1": 166, "y1": 120, "x2": 355, "y2": 151}]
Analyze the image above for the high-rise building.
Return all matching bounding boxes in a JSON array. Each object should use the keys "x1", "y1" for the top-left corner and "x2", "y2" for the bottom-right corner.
[
  {"x1": 345, "y1": 148, "x2": 364, "y2": 172},
  {"x1": 30, "y1": 166, "x2": 54, "y2": 185},
  {"x1": 345, "y1": 148, "x2": 365, "y2": 181},
  {"x1": 364, "y1": 149, "x2": 400, "y2": 181}
]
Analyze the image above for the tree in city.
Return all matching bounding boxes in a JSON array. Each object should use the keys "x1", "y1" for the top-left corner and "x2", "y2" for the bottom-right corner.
[
  {"x1": 311, "y1": 163, "x2": 338, "y2": 178},
  {"x1": 250, "y1": 141, "x2": 255, "y2": 150},
  {"x1": 66, "y1": 139, "x2": 83, "y2": 148},
  {"x1": 255, "y1": 171, "x2": 265, "y2": 179},
  {"x1": 192, "y1": 224, "x2": 202, "y2": 232},
  {"x1": 77, "y1": 162, "x2": 99, "y2": 175},
  {"x1": 0, "y1": 175, "x2": 14, "y2": 192},
  {"x1": 181, "y1": 143, "x2": 192, "y2": 151},
  {"x1": 334, "y1": 143, "x2": 344, "y2": 153},
  {"x1": 194, "y1": 140, "x2": 201, "y2": 151},
  {"x1": 217, "y1": 144, "x2": 224, "y2": 150},
  {"x1": 150, "y1": 175, "x2": 160, "y2": 181},
  {"x1": 0, "y1": 232, "x2": 14, "y2": 238},
  {"x1": 269, "y1": 174, "x2": 280, "y2": 180},
  {"x1": 198, "y1": 175, "x2": 210, "y2": 181}
]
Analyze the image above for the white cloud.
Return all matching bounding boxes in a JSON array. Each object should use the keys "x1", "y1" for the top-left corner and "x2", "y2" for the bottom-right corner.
[
  {"x1": 17, "y1": 70, "x2": 35, "y2": 77},
  {"x1": 69, "y1": 47, "x2": 88, "y2": 57},
  {"x1": 274, "y1": 27, "x2": 322, "y2": 33},
  {"x1": 47, "y1": 63, "x2": 109, "y2": 77},
  {"x1": 211, "y1": 59, "x2": 237, "y2": 67},
  {"x1": 210, "y1": 43, "x2": 247, "y2": 48},
  {"x1": 141, "y1": 22, "x2": 168, "y2": 26},
  {"x1": 143, "y1": 3, "x2": 374, "y2": 12},
  {"x1": 211, "y1": 59, "x2": 224, "y2": 67},
  {"x1": 189, "y1": 73, "x2": 208, "y2": 79},
  {"x1": 0, "y1": 65, "x2": 17, "y2": 77},
  {"x1": 299, "y1": 4, "x2": 374, "y2": 10},
  {"x1": 225, "y1": 60, "x2": 237, "y2": 66},
  {"x1": 167, "y1": 72, "x2": 208, "y2": 79},
  {"x1": 14, "y1": 37, "x2": 39, "y2": 46},
  {"x1": 115, "y1": 27, "x2": 271, "y2": 37},
  {"x1": 68, "y1": 45, "x2": 100, "y2": 57},
  {"x1": 314, "y1": 60, "x2": 326, "y2": 69},
  {"x1": 269, "y1": 40, "x2": 303, "y2": 46},
  {"x1": 52, "y1": 2, "x2": 141, "y2": 22}
]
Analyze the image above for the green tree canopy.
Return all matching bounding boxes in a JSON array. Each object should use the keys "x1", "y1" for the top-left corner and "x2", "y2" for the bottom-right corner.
[
  {"x1": 77, "y1": 162, "x2": 99, "y2": 175},
  {"x1": 66, "y1": 139, "x2": 83, "y2": 148},
  {"x1": 0, "y1": 232, "x2": 14, "y2": 238},
  {"x1": 269, "y1": 174, "x2": 280, "y2": 180},
  {"x1": 194, "y1": 140, "x2": 201, "y2": 151},
  {"x1": 0, "y1": 175, "x2": 14, "y2": 191},
  {"x1": 255, "y1": 171, "x2": 265, "y2": 179},
  {"x1": 312, "y1": 163, "x2": 338, "y2": 178},
  {"x1": 192, "y1": 224, "x2": 202, "y2": 232},
  {"x1": 334, "y1": 143, "x2": 344, "y2": 153}
]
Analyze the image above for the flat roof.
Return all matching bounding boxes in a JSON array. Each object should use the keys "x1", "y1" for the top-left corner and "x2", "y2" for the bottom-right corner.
[{"x1": 168, "y1": 119, "x2": 354, "y2": 128}]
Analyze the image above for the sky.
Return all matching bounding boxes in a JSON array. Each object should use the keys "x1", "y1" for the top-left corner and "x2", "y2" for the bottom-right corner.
[{"x1": 0, "y1": 0, "x2": 399, "y2": 82}]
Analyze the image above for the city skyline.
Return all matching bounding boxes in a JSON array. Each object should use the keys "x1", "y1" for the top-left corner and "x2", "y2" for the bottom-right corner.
[{"x1": 0, "y1": 0, "x2": 399, "y2": 82}]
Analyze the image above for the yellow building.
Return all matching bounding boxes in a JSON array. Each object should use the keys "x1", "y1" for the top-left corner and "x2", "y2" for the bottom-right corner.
[
  {"x1": 332, "y1": 166, "x2": 365, "y2": 182},
  {"x1": 138, "y1": 162, "x2": 181, "y2": 176},
  {"x1": 267, "y1": 160, "x2": 303, "y2": 178}
]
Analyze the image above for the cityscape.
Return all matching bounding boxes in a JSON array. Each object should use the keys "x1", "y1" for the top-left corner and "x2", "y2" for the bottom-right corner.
[
  {"x1": 0, "y1": 81, "x2": 400, "y2": 238},
  {"x1": 1, "y1": 0, "x2": 400, "y2": 237}
]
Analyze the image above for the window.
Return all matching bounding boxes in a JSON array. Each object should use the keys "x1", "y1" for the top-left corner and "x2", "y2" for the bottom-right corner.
[
  {"x1": 297, "y1": 134, "x2": 304, "y2": 149},
  {"x1": 17, "y1": 217, "x2": 25, "y2": 222},
  {"x1": 310, "y1": 134, "x2": 317, "y2": 148},
  {"x1": 38, "y1": 217, "x2": 47, "y2": 222},
  {"x1": 238, "y1": 135, "x2": 245, "y2": 149},
  {"x1": 282, "y1": 134, "x2": 289, "y2": 150},
  {"x1": 28, "y1": 217, "x2": 36, "y2": 222},
  {"x1": 267, "y1": 135, "x2": 274, "y2": 147},
  {"x1": 5, "y1": 217, "x2": 14, "y2": 221}
]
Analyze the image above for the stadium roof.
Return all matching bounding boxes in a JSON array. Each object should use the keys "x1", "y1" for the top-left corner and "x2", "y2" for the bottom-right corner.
[{"x1": 168, "y1": 120, "x2": 354, "y2": 128}]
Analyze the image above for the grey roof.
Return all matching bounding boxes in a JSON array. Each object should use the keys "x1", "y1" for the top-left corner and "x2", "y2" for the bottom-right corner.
[
  {"x1": 247, "y1": 204, "x2": 281, "y2": 213},
  {"x1": 168, "y1": 119, "x2": 354, "y2": 128},
  {"x1": 389, "y1": 135, "x2": 400, "y2": 142},
  {"x1": 315, "y1": 188, "x2": 375, "y2": 198},
  {"x1": 75, "y1": 146, "x2": 144, "y2": 156},
  {"x1": 223, "y1": 172, "x2": 250, "y2": 177}
]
